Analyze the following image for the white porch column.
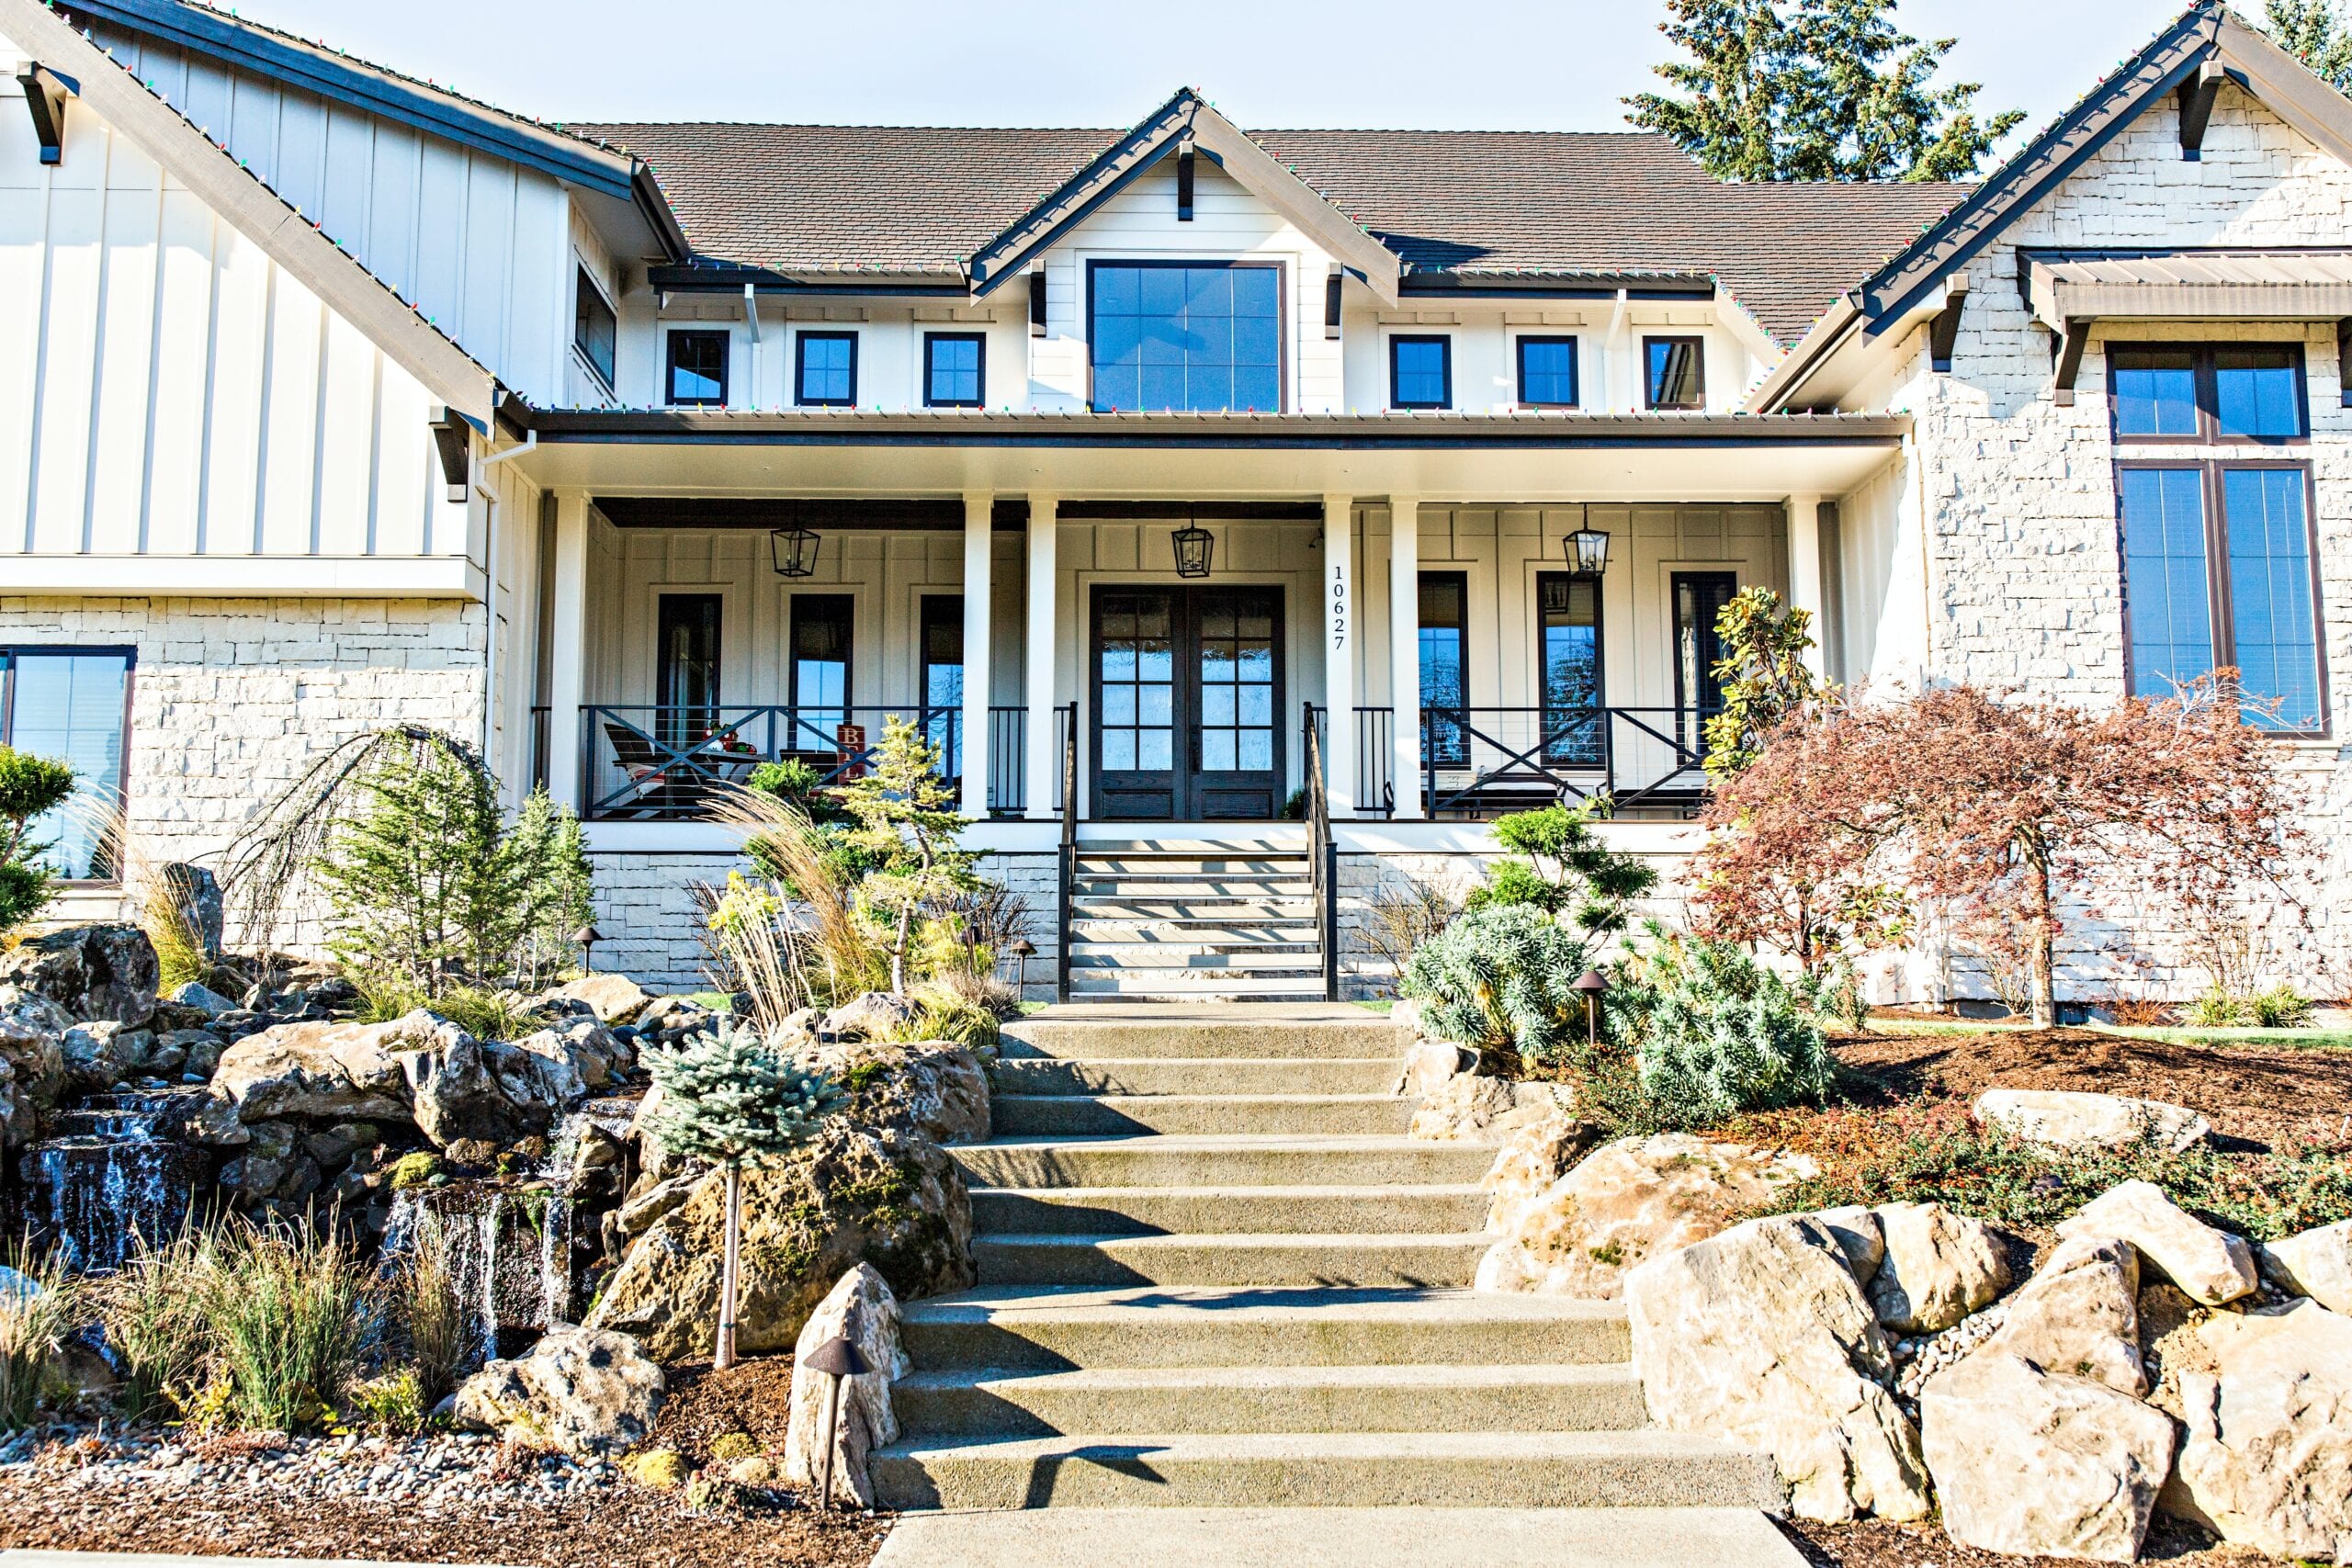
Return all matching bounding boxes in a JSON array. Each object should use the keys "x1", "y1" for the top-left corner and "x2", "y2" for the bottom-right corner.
[
  {"x1": 960, "y1": 491, "x2": 994, "y2": 818},
  {"x1": 1388, "y1": 494, "x2": 1423, "y2": 820},
  {"x1": 1023, "y1": 495, "x2": 1059, "y2": 820},
  {"x1": 545, "y1": 490, "x2": 590, "y2": 814},
  {"x1": 1786, "y1": 492, "x2": 1826, "y2": 680},
  {"x1": 1321, "y1": 493, "x2": 1358, "y2": 816}
]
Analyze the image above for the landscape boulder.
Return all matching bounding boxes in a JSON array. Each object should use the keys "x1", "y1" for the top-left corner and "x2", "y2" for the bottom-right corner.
[
  {"x1": 1978, "y1": 1234, "x2": 2146, "y2": 1396},
  {"x1": 209, "y1": 1017, "x2": 412, "y2": 1123},
  {"x1": 537, "y1": 974, "x2": 651, "y2": 1026},
  {"x1": 1922, "y1": 1349, "x2": 2177, "y2": 1562},
  {"x1": 1974, "y1": 1088, "x2": 2211, "y2": 1154},
  {"x1": 820, "y1": 991, "x2": 920, "y2": 1043},
  {"x1": 782, "y1": 1263, "x2": 911, "y2": 1507},
  {"x1": 1626, "y1": 1213, "x2": 1928, "y2": 1523},
  {"x1": 1476, "y1": 1134, "x2": 1816, "y2": 1300},
  {"x1": 397, "y1": 1015, "x2": 587, "y2": 1145},
  {"x1": 2167, "y1": 1299, "x2": 2352, "y2": 1561},
  {"x1": 1810, "y1": 1206, "x2": 1886, "y2": 1281},
  {"x1": 154, "y1": 863, "x2": 224, "y2": 960},
  {"x1": 0, "y1": 991, "x2": 70, "y2": 1143},
  {"x1": 587, "y1": 1122, "x2": 971, "y2": 1362},
  {"x1": 2056, "y1": 1181, "x2": 2256, "y2": 1306},
  {"x1": 1396, "y1": 1038, "x2": 1471, "y2": 1097},
  {"x1": 515, "y1": 1017, "x2": 633, "y2": 1094},
  {"x1": 1411, "y1": 1072, "x2": 1576, "y2": 1144},
  {"x1": 452, "y1": 1325, "x2": 664, "y2": 1457},
  {"x1": 164, "y1": 981, "x2": 237, "y2": 1019},
  {"x1": 2259, "y1": 1219, "x2": 2352, "y2": 1314},
  {"x1": 1865, "y1": 1202, "x2": 2010, "y2": 1334},
  {"x1": 0, "y1": 923, "x2": 158, "y2": 1027},
  {"x1": 1478, "y1": 1111, "x2": 1603, "y2": 1236},
  {"x1": 59, "y1": 1021, "x2": 153, "y2": 1093},
  {"x1": 807, "y1": 1038, "x2": 989, "y2": 1146}
]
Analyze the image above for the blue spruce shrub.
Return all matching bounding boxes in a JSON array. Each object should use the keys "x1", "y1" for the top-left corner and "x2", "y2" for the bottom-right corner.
[
  {"x1": 1607, "y1": 927, "x2": 1833, "y2": 1120},
  {"x1": 1400, "y1": 905, "x2": 1593, "y2": 1057}
]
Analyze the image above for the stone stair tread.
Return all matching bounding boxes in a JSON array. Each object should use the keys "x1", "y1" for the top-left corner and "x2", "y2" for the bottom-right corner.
[
  {"x1": 897, "y1": 1362, "x2": 1638, "y2": 1393},
  {"x1": 994, "y1": 1094, "x2": 1408, "y2": 1109},
  {"x1": 971, "y1": 1181, "x2": 1483, "y2": 1201},
  {"x1": 876, "y1": 1427, "x2": 1765, "y2": 1464},
  {"x1": 967, "y1": 1134, "x2": 1452, "y2": 1152},
  {"x1": 981, "y1": 1230, "x2": 1492, "y2": 1249},
  {"x1": 907, "y1": 1283, "x2": 1623, "y2": 1321}
]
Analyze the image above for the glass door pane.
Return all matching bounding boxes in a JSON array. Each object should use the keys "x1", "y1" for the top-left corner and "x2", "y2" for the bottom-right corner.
[
  {"x1": 1673, "y1": 572, "x2": 1739, "y2": 760},
  {"x1": 655, "y1": 593, "x2": 721, "y2": 750},
  {"x1": 1537, "y1": 574, "x2": 1601, "y2": 765},
  {"x1": 1093, "y1": 590, "x2": 1178, "y2": 818},
  {"x1": 788, "y1": 594, "x2": 854, "y2": 753},
  {"x1": 1189, "y1": 587, "x2": 1282, "y2": 818},
  {"x1": 1419, "y1": 573, "x2": 1467, "y2": 767},
  {"x1": 920, "y1": 596, "x2": 963, "y2": 777}
]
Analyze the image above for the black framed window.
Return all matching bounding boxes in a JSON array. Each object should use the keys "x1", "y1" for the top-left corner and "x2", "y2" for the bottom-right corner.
[
  {"x1": 1535, "y1": 575, "x2": 1602, "y2": 764},
  {"x1": 1645, "y1": 336, "x2": 1705, "y2": 410},
  {"x1": 2109, "y1": 343, "x2": 2306, "y2": 443},
  {"x1": 654, "y1": 594, "x2": 721, "y2": 750},
  {"x1": 1419, "y1": 573, "x2": 1469, "y2": 766},
  {"x1": 1516, "y1": 336, "x2": 1579, "y2": 408},
  {"x1": 787, "y1": 594, "x2": 854, "y2": 751},
  {"x1": 924, "y1": 333, "x2": 985, "y2": 408},
  {"x1": 665, "y1": 331, "x2": 729, "y2": 407},
  {"x1": 0, "y1": 646, "x2": 133, "y2": 881},
  {"x1": 573, "y1": 266, "x2": 616, "y2": 391},
  {"x1": 1088, "y1": 261, "x2": 1283, "y2": 412},
  {"x1": 795, "y1": 332, "x2": 858, "y2": 407},
  {"x1": 1673, "y1": 572, "x2": 1740, "y2": 759},
  {"x1": 920, "y1": 595, "x2": 964, "y2": 776},
  {"x1": 1390, "y1": 335, "x2": 1451, "y2": 410}
]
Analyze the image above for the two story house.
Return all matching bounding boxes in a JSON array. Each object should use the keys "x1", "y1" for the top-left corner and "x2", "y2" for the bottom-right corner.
[{"x1": 2, "y1": 0, "x2": 2344, "y2": 1003}]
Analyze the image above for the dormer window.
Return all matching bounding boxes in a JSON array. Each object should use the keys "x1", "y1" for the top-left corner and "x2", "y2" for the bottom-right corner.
[
  {"x1": 1645, "y1": 336, "x2": 1705, "y2": 410},
  {"x1": 1390, "y1": 336, "x2": 1452, "y2": 411},
  {"x1": 666, "y1": 331, "x2": 729, "y2": 408},
  {"x1": 797, "y1": 332, "x2": 858, "y2": 407},
  {"x1": 1089, "y1": 262, "x2": 1282, "y2": 412}
]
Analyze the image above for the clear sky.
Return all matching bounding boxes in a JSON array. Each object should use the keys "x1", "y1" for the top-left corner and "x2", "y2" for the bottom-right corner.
[{"x1": 217, "y1": 0, "x2": 2200, "y2": 154}]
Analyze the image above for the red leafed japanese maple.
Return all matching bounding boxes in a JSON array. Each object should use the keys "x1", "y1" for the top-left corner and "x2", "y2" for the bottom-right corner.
[{"x1": 1696, "y1": 678, "x2": 2309, "y2": 1026}]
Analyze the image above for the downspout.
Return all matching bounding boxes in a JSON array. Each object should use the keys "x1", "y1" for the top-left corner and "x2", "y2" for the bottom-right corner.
[{"x1": 1604, "y1": 289, "x2": 1631, "y2": 412}]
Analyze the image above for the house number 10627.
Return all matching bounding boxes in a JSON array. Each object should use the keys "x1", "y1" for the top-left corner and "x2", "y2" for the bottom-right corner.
[{"x1": 1329, "y1": 564, "x2": 1348, "y2": 650}]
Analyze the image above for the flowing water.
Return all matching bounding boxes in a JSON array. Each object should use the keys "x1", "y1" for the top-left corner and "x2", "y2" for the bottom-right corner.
[{"x1": 26, "y1": 1092, "x2": 208, "y2": 1271}]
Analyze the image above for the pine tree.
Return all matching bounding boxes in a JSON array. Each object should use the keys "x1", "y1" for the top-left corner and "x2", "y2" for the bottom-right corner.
[
  {"x1": 1627, "y1": 0, "x2": 2023, "y2": 182},
  {"x1": 2269, "y1": 0, "x2": 2352, "y2": 92},
  {"x1": 836, "y1": 717, "x2": 980, "y2": 996},
  {"x1": 505, "y1": 785, "x2": 595, "y2": 985},
  {"x1": 641, "y1": 1020, "x2": 845, "y2": 1368}
]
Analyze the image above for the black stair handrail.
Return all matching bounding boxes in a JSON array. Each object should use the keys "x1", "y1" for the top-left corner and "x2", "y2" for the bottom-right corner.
[
  {"x1": 1303, "y1": 704, "x2": 1338, "y2": 1002},
  {"x1": 1056, "y1": 702, "x2": 1078, "y2": 1003}
]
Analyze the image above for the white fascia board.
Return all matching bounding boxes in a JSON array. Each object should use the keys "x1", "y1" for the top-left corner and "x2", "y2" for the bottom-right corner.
[{"x1": 2, "y1": 554, "x2": 484, "y2": 598}]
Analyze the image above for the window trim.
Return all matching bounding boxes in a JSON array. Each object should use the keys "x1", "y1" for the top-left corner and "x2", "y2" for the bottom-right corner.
[
  {"x1": 1388, "y1": 333, "x2": 1453, "y2": 411},
  {"x1": 1643, "y1": 334, "x2": 1707, "y2": 411},
  {"x1": 2106, "y1": 340, "x2": 2310, "y2": 447},
  {"x1": 922, "y1": 332, "x2": 988, "y2": 409},
  {"x1": 1532, "y1": 570, "x2": 1610, "y2": 765},
  {"x1": 786, "y1": 592, "x2": 857, "y2": 723},
  {"x1": 794, "y1": 330, "x2": 860, "y2": 409},
  {"x1": 1083, "y1": 257, "x2": 1289, "y2": 413},
  {"x1": 1514, "y1": 334, "x2": 1580, "y2": 409},
  {"x1": 0, "y1": 643, "x2": 137, "y2": 886},
  {"x1": 2114, "y1": 456, "x2": 2329, "y2": 737},
  {"x1": 571, "y1": 264, "x2": 616, "y2": 394},
  {"x1": 1419, "y1": 570, "x2": 1471, "y2": 766},
  {"x1": 664, "y1": 329, "x2": 730, "y2": 409}
]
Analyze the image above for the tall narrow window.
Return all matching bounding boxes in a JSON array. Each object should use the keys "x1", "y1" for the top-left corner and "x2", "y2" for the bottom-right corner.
[
  {"x1": 1535, "y1": 575, "x2": 1602, "y2": 764},
  {"x1": 796, "y1": 332, "x2": 858, "y2": 407},
  {"x1": 2222, "y1": 468, "x2": 2322, "y2": 728},
  {"x1": 573, "y1": 266, "x2": 616, "y2": 392},
  {"x1": 1672, "y1": 572, "x2": 1740, "y2": 761},
  {"x1": 654, "y1": 594, "x2": 722, "y2": 750},
  {"x1": 1516, "y1": 337, "x2": 1579, "y2": 408},
  {"x1": 2119, "y1": 468, "x2": 2215, "y2": 701},
  {"x1": 788, "y1": 595, "x2": 854, "y2": 753},
  {"x1": 0, "y1": 648, "x2": 131, "y2": 881},
  {"x1": 666, "y1": 331, "x2": 729, "y2": 407},
  {"x1": 1389, "y1": 336, "x2": 1451, "y2": 410},
  {"x1": 924, "y1": 333, "x2": 985, "y2": 408},
  {"x1": 1419, "y1": 573, "x2": 1468, "y2": 765},
  {"x1": 1645, "y1": 335, "x2": 1705, "y2": 410},
  {"x1": 920, "y1": 595, "x2": 965, "y2": 778},
  {"x1": 1089, "y1": 261, "x2": 1282, "y2": 412}
]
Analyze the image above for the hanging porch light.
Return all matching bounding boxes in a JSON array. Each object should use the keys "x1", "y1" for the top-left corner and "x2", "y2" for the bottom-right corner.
[
  {"x1": 771, "y1": 523, "x2": 821, "y2": 578},
  {"x1": 1566, "y1": 527, "x2": 1611, "y2": 579},
  {"x1": 1172, "y1": 514, "x2": 1214, "y2": 579}
]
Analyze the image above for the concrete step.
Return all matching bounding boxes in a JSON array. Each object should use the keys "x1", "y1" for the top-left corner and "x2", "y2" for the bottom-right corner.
[
  {"x1": 1073, "y1": 855, "x2": 1308, "y2": 874},
  {"x1": 1069, "y1": 920, "x2": 1322, "y2": 942},
  {"x1": 973, "y1": 1231, "x2": 1489, "y2": 1288},
  {"x1": 891, "y1": 1361, "x2": 1650, "y2": 1438},
  {"x1": 1073, "y1": 878, "x2": 1314, "y2": 897},
  {"x1": 1068, "y1": 899, "x2": 1318, "y2": 921},
  {"x1": 1073, "y1": 838, "x2": 1306, "y2": 855},
  {"x1": 870, "y1": 1428, "x2": 1784, "y2": 1511},
  {"x1": 991, "y1": 1093, "x2": 1412, "y2": 1138},
  {"x1": 953, "y1": 1135, "x2": 1494, "y2": 1190},
  {"x1": 967, "y1": 1182, "x2": 1487, "y2": 1236},
  {"x1": 899, "y1": 1286, "x2": 1632, "y2": 1371},
  {"x1": 989, "y1": 1057, "x2": 1399, "y2": 1097},
  {"x1": 1065, "y1": 981, "x2": 1329, "y2": 1002},
  {"x1": 1000, "y1": 1011, "x2": 1398, "y2": 1061},
  {"x1": 870, "y1": 1506, "x2": 1815, "y2": 1568},
  {"x1": 1067, "y1": 948, "x2": 1323, "y2": 973}
]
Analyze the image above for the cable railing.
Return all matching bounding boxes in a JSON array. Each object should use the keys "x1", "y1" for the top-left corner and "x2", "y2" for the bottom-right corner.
[{"x1": 1351, "y1": 705, "x2": 1720, "y2": 819}]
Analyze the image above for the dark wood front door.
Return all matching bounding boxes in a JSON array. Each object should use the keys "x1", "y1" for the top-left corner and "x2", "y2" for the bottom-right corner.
[{"x1": 1091, "y1": 585, "x2": 1284, "y2": 820}]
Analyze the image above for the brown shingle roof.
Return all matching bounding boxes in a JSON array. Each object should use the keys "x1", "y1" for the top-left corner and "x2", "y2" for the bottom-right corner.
[{"x1": 574, "y1": 119, "x2": 1970, "y2": 344}]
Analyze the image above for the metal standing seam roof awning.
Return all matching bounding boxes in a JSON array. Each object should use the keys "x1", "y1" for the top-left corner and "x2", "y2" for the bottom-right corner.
[{"x1": 2021, "y1": 248, "x2": 2352, "y2": 403}]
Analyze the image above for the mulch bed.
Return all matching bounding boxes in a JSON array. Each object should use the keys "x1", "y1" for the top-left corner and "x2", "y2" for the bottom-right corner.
[
  {"x1": 652, "y1": 1353, "x2": 807, "y2": 1467},
  {"x1": 1783, "y1": 1517, "x2": 2270, "y2": 1567}
]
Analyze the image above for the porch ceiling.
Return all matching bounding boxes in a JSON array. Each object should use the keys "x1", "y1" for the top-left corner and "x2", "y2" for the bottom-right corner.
[{"x1": 500, "y1": 410, "x2": 1908, "y2": 503}]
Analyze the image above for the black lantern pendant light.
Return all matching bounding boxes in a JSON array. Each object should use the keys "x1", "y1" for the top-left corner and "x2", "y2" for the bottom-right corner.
[
  {"x1": 1567, "y1": 527, "x2": 1611, "y2": 579},
  {"x1": 771, "y1": 521, "x2": 821, "y2": 578},
  {"x1": 1172, "y1": 513, "x2": 1214, "y2": 579}
]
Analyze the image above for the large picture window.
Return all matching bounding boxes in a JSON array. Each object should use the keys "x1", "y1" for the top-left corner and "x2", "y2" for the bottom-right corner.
[
  {"x1": 1088, "y1": 262, "x2": 1282, "y2": 412},
  {"x1": 0, "y1": 647, "x2": 132, "y2": 881}
]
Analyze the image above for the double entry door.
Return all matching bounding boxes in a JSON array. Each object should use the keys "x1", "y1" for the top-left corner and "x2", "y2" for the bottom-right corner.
[{"x1": 1091, "y1": 585, "x2": 1285, "y2": 820}]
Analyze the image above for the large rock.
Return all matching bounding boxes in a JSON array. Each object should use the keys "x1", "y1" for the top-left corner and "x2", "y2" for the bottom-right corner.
[
  {"x1": 1811, "y1": 1206, "x2": 1886, "y2": 1281},
  {"x1": 1476, "y1": 1134, "x2": 1817, "y2": 1300},
  {"x1": 586, "y1": 1123, "x2": 971, "y2": 1363},
  {"x1": 1395, "y1": 1038, "x2": 1471, "y2": 1097},
  {"x1": 1975, "y1": 1088, "x2": 2211, "y2": 1154},
  {"x1": 1478, "y1": 1112, "x2": 1603, "y2": 1236},
  {"x1": 0, "y1": 924, "x2": 158, "y2": 1027},
  {"x1": 538, "y1": 973, "x2": 651, "y2": 1026},
  {"x1": 820, "y1": 991, "x2": 920, "y2": 1043},
  {"x1": 515, "y1": 1018, "x2": 634, "y2": 1095},
  {"x1": 395, "y1": 1013, "x2": 583, "y2": 1145},
  {"x1": 1865, "y1": 1202, "x2": 2009, "y2": 1334},
  {"x1": 781, "y1": 1264, "x2": 910, "y2": 1507},
  {"x1": 805, "y1": 1039, "x2": 989, "y2": 1146},
  {"x1": 1411, "y1": 1072, "x2": 1576, "y2": 1144},
  {"x1": 1922, "y1": 1349, "x2": 2177, "y2": 1562},
  {"x1": 2057, "y1": 1181, "x2": 2256, "y2": 1306},
  {"x1": 59, "y1": 1021, "x2": 153, "y2": 1093},
  {"x1": 1627, "y1": 1213, "x2": 1928, "y2": 1523},
  {"x1": 154, "y1": 863, "x2": 224, "y2": 961},
  {"x1": 1979, "y1": 1235, "x2": 2146, "y2": 1396},
  {"x1": 209, "y1": 1016, "x2": 413, "y2": 1122},
  {"x1": 0, "y1": 990, "x2": 70, "y2": 1145},
  {"x1": 451, "y1": 1326, "x2": 664, "y2": 1457},
  {"x1": 2260, "y1": 1220, "x2": 2352, "y2": 1314},
  {"x1": 164, "y1": 981, "x2": 237, "y2": 1019},
  {"x1": 2166, "y1": 1301, "x2": 2352, "y2": 1562}
]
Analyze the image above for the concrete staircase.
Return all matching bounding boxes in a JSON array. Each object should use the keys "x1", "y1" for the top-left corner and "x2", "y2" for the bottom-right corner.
[
  {"x1": 1066, "y1": 839, "x2": 1325, "y2": 1002},
  {"x1": 871, "y1": 1005, "x2": 1782, "y2": 1515}
]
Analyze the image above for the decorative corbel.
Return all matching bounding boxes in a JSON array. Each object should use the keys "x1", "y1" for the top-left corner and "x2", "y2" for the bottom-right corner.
[
  {"x1": 2178, "y1": 61, "x2": 2226, "y2": 161},
  {"x1": 427, "y1": 410, "x2": 471, "y2": 502},
  {"x1": 1928, "y1": 276, "x2": 1970, "y2": 374},
  {"x1": 2051, "y1": 319, "x2": 2092, "y2": 408},
  {"x1": 17, "y1": 63, "x2": 70, "y2": 165}
]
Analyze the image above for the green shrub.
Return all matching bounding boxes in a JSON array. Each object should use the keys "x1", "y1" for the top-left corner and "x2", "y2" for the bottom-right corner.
[
  {"x1": 352, "y1": 975, "x2": 537, "y2": 1041},
  {"x1": 0, "y1": 745, "x2": 78, "y2": 934},
  {"x1": 1608, "y1": 927, "x2": 1832, "y2": 1121},
  {"x1": 0, "y1": 1249, "x2": 80, "y2": 1430},
  {"x1": 2252, "y1": 985, "x2": 2316, "y2": 1031},
  {"x1": 343, "y1": 1369, "x2": 428, "y2": 1434},
  {"x1": 2186, "y1": 985, "x2": 2318, "y2": 1032},
  {"x1": 1400, "y1": 905, "x2": 1594, "y2": 1057},
  {"x1": 1463, "y1": 800, "x2": 1656, "y2": 933},
  {"x1": 198, "y1": 1219, "x2": 376, "y2": 1433}
]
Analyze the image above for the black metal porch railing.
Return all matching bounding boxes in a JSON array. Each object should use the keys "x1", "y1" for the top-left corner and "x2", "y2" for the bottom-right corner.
[
  {"x1": 987, "y1": 705, "x2": 1027, "y2": 818},
  {"x1": 527, "y1": 705, "x2": 550, "y2": 795},
  {"x1": 1351, "y1": 705, "x2": 1720, "y2": 819},
  {"x1": 1055, "y1": 702, "x2": 1078, "y2": 1003},
  {"x1": 580, "y1": 705, "x2": 963, "y2": 820},
  {"x1": 1303, "y1": 704, "x2": 1338, "y2": 1001}
]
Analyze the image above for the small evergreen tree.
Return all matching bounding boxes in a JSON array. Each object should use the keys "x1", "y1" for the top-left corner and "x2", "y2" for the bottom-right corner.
[
  {"x1": 505, "y1": 785, "x2": 595, "y2": 985},
  {"x1": 836, "y1": 718, "x2": 982, "y2": 995},
  {"x1": 641, "y1": 1020, "x2": 845, "y2": 1368},
  {"x1": 2270, "y1": 0, "x2": 2352, "y2": 92},
  {"x1": 1464, "y1": 800, "x2": 1657, "y2": 934},
  {"x1": 0, "y1": 746, "x2": 79, "y2": 934},
  {"x1": 1702, "y1": 588, "x2": 1830, "y2": 780}
]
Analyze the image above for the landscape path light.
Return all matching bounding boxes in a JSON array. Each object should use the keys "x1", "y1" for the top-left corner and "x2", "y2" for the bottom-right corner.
[
  {"x1": 806, "y1": 1334, "x2": 871, "y2": 1509},
  {"x1": 1008, "y1": 936, "x2": 1037, "y2": 1000},
  {"x1": 1571, "y1": 968, "x2": 1610, "y2": 1048},
  {"x1": 573, "y1": 923, "x2": 603, "y2": 971}
]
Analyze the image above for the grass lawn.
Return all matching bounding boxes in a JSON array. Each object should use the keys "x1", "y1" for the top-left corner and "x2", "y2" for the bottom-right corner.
[{"x1": 1863, "y1": 1015, "x2": 2352, "y2": 1051}]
